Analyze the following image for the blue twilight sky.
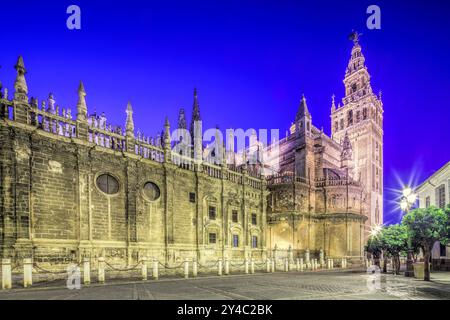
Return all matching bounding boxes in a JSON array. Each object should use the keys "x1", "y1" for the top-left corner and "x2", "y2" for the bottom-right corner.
[{"x1": 1, "y1": 0, "x2": 449, "y2": 224}]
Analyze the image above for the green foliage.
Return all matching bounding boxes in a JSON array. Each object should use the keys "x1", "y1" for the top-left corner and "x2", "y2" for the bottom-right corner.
[
  {"x1": 379, "y1": 224, "x2": 408, "y2": 256},
  {"x1": 365, "y1": 235, "x2": 383, "y2": 258},
  {"x1": 402, "y1": 206, "x2": 449, "y2": 250}
]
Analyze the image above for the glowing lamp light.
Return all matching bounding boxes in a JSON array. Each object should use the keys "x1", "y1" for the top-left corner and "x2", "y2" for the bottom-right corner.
[
  {"x1": 402, "y1": 187, "x2": 412, "y2": 197},
  {"x1": 369, "y1": 224, "x2": 383, "y2": 238},
  {"x1": 407, "y1": 193, "x2": 417, "y2": 204},
  {"x1": 400, "y1": 199, "x2": 408, "y2": 211}
]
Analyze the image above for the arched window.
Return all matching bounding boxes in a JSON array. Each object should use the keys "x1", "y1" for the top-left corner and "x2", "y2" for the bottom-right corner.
[{"x1": 96, "y1": 174, "x2": 119, "y2": 195}]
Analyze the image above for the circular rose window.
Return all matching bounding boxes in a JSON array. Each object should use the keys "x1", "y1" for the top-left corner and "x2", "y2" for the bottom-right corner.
[
  {"x1": 96, "y1": 174, "x2": 120, "y2": 195},
  {"x1": 143, "y1": 182, "x2": 161, "y2": 201}
]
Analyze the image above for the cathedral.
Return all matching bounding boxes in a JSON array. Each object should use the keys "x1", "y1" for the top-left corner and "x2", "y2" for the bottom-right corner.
[{"x1": 0, "y1": 34, "x2": 382, "y2": 269}]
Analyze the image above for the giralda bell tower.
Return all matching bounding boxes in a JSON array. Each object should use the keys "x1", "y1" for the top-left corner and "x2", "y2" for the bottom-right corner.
[{"x1": 331, "y1": 32, "x2": 384, "y2": 237}]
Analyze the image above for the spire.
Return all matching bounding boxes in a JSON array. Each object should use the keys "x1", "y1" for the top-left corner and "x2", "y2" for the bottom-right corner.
[
  {"x1": 345, "y1": 30, "x2": 366, "y2": 77},
  {"x1": 76, "y1": 81, "x2": 87, "y2": 121},
  {"x1": 331, "y1": 94, "x2": 336, "y2": 113},
  {"x1": 163, "y1": 116, "x2": 171, "y2": 148},
  {"x1": 296, "y1": 94, "x2": 310, "y2": 121},
  {"x1": 341, "y1": 131, "x2": 353, "y2": 161},
  {"x1": 190, "y1": 88, "x2": 201, "y2": 139},
  {"x1": 47, "y1": 93, "x2": 56, "y2": 113},
  {"x1": 14, "y1": 56, "x2": 28, "y2": 101},
  {"x1": 125, "y1": 102, "x2": 134, "y2": 134},
  {"x1": 177, "y1": 108, "x2": 187, "y2": 129}
]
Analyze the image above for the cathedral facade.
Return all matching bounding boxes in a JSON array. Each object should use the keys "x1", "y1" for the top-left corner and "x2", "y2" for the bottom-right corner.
[{"x1": 0, "y1": 35, "x2": 382, "y2": 269}]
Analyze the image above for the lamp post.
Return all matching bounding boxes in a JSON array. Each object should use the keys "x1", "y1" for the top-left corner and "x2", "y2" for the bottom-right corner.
[{"x1": 400, "y1": 187, "x2": 417, "y2": 277}]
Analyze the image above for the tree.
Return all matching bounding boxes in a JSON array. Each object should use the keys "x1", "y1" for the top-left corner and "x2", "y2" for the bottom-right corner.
[
  {"x1": 365, "y1": 236, "x2": 383, "y2": 267},
  {"x1": 379, "y1": 224, "x2": 409, "y2": 275},
  {"x1": 402, "y1": 206, "x2": 449, "y2": 281}
]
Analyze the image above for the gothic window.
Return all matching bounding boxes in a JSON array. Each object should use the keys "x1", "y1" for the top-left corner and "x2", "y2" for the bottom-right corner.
[
  {"x1": 209, "y1": 233, "x2": 217, "y2": 244},
  {"x1": 352, "y1": 83, "x2": 357, "y2": 93},
  {"x1": 348, "y1": 110, "x2": 353, "y2": 126},
  {"x1": 189, "y1": 192, "x2": 196, "y2": 203},
  {"x1": 425, "y1": 196, "x2": 430, "y2": 208},
  {"x1": 96, "y1": 174, "x2": 119, "y2": 195},
  {"x1": 251, "y1": 213, "x2": 257, "y2": 225},
  {"x1": 232, "y1": 210, "x2": 238, "y2": 223},
  {"x1": 356, "y1": 110, "x2": 360, "y2": 123},
  {"x1": 251, "y1": 236, "x2": 258, "y2": 248},
  {"x1": 334, "y1": 121, "x2": 338, "y2": 132},
  {"x1": 340, "y1": 119, "x2": 344, "y2": 130},
  {"x1": 143, "y1": 182, "x2": 161, "y2": 201},
  {"x1": 209, "y1": 206, "x2": 217, "y2": 220},
  {"x1": 363, "y1": 108, "x2": 368, "y2": 120},
  {"x1": 233, "y1": 234, "x2": 239, "y2": 247}
]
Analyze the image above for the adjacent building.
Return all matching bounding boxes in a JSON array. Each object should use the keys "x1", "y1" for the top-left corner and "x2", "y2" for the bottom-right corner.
[{"x1": 416, "y1": 161, "x2": 450, "y2": 270}]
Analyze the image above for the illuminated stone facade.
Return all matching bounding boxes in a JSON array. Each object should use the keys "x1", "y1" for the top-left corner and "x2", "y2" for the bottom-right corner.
[{"x1": 0, "y1": 36, "x2": 381, "y2": 269}]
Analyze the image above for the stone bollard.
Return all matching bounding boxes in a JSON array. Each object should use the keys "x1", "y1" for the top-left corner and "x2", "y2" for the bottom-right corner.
[
  {"x1": 305, "y1": 249, "x2": 310, "y2": 266},
  {"x1": 83, "y1": 257, "x2": 91, "y2": 285},
  {"x1": 327, "y1": 258, "x2": 331, "y2": 269},
  {"x1": 250, "y1": 259, "x2": 255, "y2": 274},
  {"x1": 271, "y1": 259, "x2": 275, "y2": 272},
  {"x1": 266, "y1": 259, "x2": 271, "y2": 273},
  {"x1": 300, "y1": 258, "x2": 304, "y2": 271},
  {"x1": 184, "y1": 259, "x2": 189, "y2": 279},
  {"x1": 23, "y1": 258, "x2": 33, "y2": 288},
  {"x1": 284, "y1": 258, "x2": 289, "y2": 272},
  {"x1": 98, "y1": 257, "x2": 105, "y2": 283},
  {"x1": 311, "y1": 259, "x2": 315, "y2": 270},
  {"x1": 331, "y1": 259, "x2": 334, "y2": 269},
  {"x1": 193, "y1": 259, "x2": 198, "y2": 278},
  {"x1": 152, "y1": 259, "x2": 159, "y2": 280},
  {"x1": 244, "y1": 259, "x2": 249, "y2": 274},
  {"x1": 218, "y1": 260, "x2": 223, "y2": 276},
  {"x1": 141, "y1": 257, "x2": 148, "y2": 281},
  {"x1": 296, "y1": 258, "x2": 300, "y2": 272},
  {"x1": 1, "y1": 259, "x2": 12, "y2": 290},
  {"x1": 224, "y1": 259, "x2": 230, "y2": 275}
]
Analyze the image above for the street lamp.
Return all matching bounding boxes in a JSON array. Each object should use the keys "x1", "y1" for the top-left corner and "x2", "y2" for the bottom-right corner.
[{"x1": 400, "y1": 186, "x2": 417, "y2": 277}]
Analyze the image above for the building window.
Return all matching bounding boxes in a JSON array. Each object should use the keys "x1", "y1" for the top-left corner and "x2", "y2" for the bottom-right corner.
[
  {"x1": 356, "y1": 110, "x2": 360, "y2": 123},
  {"x1": 209, "y1": 233, "x2": 217, "y2": 244},
  {"x1": 209, "y1": 206, "x2": 216, "y2": 220},
  {"x1": 425, "y1": 196, "x2": 431, "y2": 208},
  {"x1": 348, "y1": 110, "x2": 353, "y2": 126},
  {"x1": 252, "y1": 236, "x2": 258, "y2": 248},
  {"x1": 437, "y1": 185, "x2": 446, "y2": 209},
  {"x1": 363, "y1": 108, "x2": 368, "y2": 120},
  {"x1": 233, "y1": 235, "x2": 239, "y2": 248},
  {"x1": 143, "y1": 182, "x2": 160, "y2": 201},
  {"x1": 334, "y1": 121, "x2": 338, "y2": 132},
  {"x1": 251, "y1": 213, "x2": 257, "y2": 225},
  {"x1": 340, "y1": 119, "x2": 344, "y2": 130},
  {"x1": 96, "y1": 174, "x2": 119, "y2": 195},
  {"x1": 232, "y1": 210, "x2": 238, "y2": 223},
  {"x1": 189, "y1": 192, "x2": 196, "y2": 203}
]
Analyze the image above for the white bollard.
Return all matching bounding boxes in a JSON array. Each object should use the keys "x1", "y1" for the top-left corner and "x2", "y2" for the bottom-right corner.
[
  {"x1": 331, "y1": 259, "x2": 334, "y2": 269},
  {"x1": 266, "y1": 259, "x2": 271, "y2": 273},
  {"x1": 327, "y1": 258, "x2": 331, "y2": 269},
  {"x1": 152, "y1": 259, "x2": 159, "y2": 280},
  {"x1": 284, "y1": 258, "x2": 289, "y2": 272},
  {"x1": 296, "y1": 258, "x2": 300, "y2": 272},
  {"x1": 184, "y1": 259, "x2": 189, "y2": 279},
  {"x1": 23, "y1": 258, "x2": 33, "y2": 288},
  {"x1": 271, "y1": 259, "x2": 275, "y2": 272},
  {"x1": 218, "y1": 260, "x2": 223, "y2": 276},
  {"x1": 300, "y1": 258, "x2": 304, "y2": 271},
  {"x1": 224, "y1": 259, "x2": 230, "y2": 275},
  {"x1": 83, "y1": 257, "x2": 91, "y2": 285},
  {"x1": 1, "y1": 259, "x2": 12, "y2": 290},
  {"x1": 244, "y1": 259, "x2": 249, "y2": 274},
  {"x1": 141, "y1": 257, "x2": 148, "y2": 281},
  {"x1": 193, "y1": 259, "x2": 198, "y2": 278},
  {"x1": 98, "y1": 257, "x2": 105, "y2": 283},
  {"x1": 250, "y1": 259, "x2": 255, "y2": 274}
]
